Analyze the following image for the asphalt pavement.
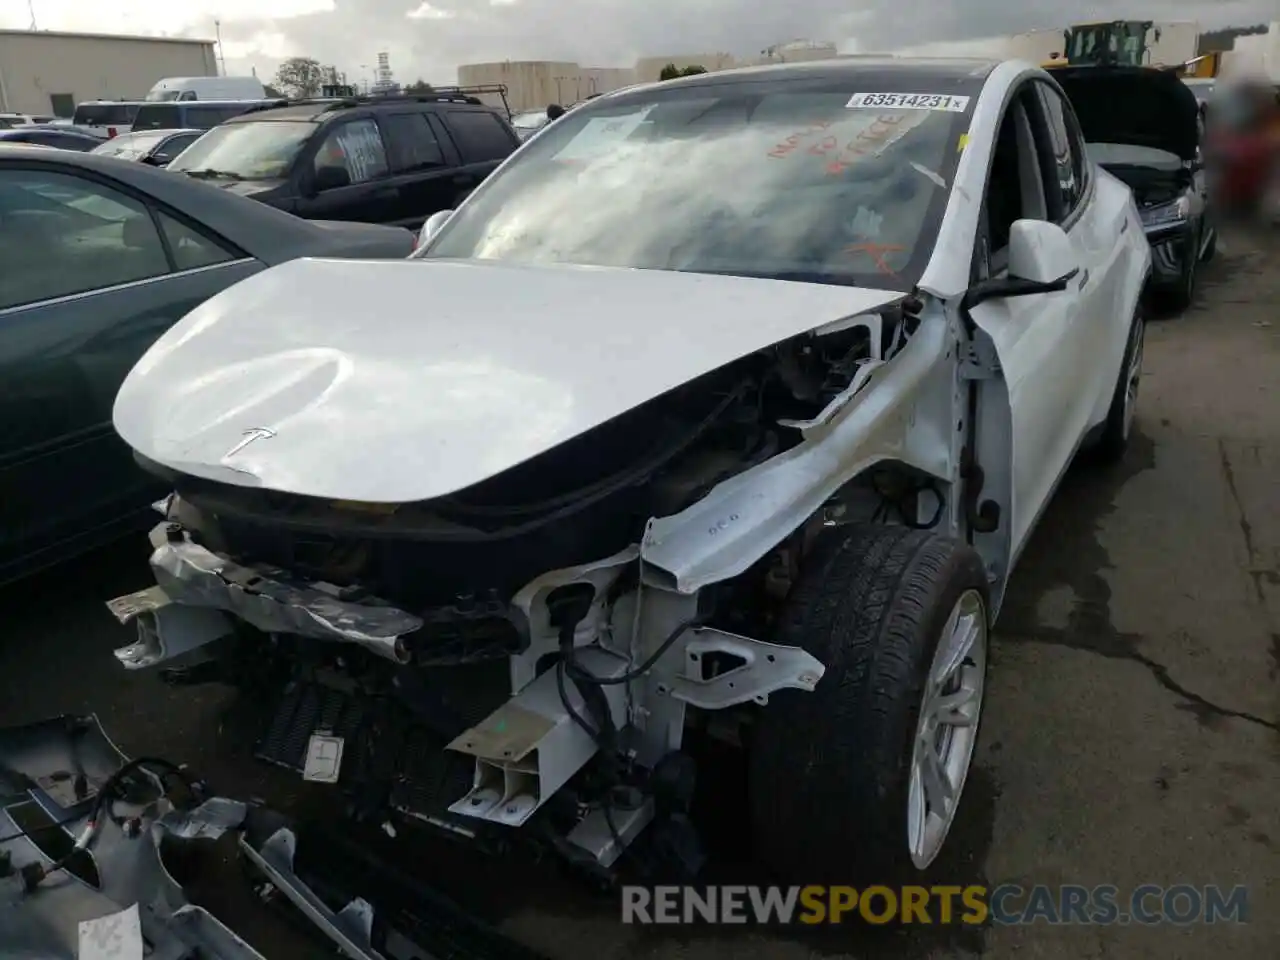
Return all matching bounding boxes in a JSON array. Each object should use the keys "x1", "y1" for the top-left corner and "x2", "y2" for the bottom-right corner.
[{"x1": 1, "y1": 223, "x2": 1276, "y2": 959}]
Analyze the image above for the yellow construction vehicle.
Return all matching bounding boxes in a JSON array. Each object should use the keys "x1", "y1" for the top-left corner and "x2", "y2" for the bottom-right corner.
[
  {"x1": 1178, "y1": 51, "x2": 1223, "y2": 78},
  {"x1": 1042, "y1": 20, "x2": 1162, "y2": 70}
]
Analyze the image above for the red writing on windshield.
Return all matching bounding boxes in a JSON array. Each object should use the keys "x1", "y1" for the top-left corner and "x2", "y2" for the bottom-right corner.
[
  {"x1": 825, "y1": 114, "x2": 909, "y2": 176},
  {"x1": 844, "y1": 242, "x2": 905, "y2": 276},
  {"x1": 767, "y1": 120, "x2": 833, "y2": 158}
]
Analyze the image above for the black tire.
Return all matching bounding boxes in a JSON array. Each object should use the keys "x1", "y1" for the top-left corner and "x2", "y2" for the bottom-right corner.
[
  {"x1": 1199, "y1": 226, "x2": 1216, "y2": 263},
  {"x1": 1166, "y1": 239, "x2": 1197, "y2": 312},
  {"x1": 1095, "y1": 306, "x2": 1145, "y2": 464},
  {"x1": 748, "y1": 524, "x2": 989, "y2": 883}
]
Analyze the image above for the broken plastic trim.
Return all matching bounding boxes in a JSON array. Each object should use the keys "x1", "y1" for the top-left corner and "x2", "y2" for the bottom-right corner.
[
  {"x1": 0, "y1": 714, "x2": 264, "y2": 960},
  {"x1": 130, "y1": 523, "x2": 422, "y2": 663}
]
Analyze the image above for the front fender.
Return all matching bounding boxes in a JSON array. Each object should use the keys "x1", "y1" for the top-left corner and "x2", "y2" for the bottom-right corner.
[{"x1": 641, "y1": 316, "x2": 954, "y2": 594}]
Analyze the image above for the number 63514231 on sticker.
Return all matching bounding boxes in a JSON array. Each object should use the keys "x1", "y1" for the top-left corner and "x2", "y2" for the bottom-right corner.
[{"x1": 846, "y1": 92, "x2": 970, "y2": 112}]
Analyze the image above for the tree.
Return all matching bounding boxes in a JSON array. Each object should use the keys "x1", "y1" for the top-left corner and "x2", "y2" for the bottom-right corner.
[
  {"x1": 263, "y1": 83, "x2": 284, "y2": 99},
  {"x1": 273, "y1": 57, "x2": 326, "y2": 98},
  {"x1": 659, "y1": 63, "x2": 707, "y2": 81},
  {"x1": 404, "y1": 78, "x2": 434, "y2": 94}
]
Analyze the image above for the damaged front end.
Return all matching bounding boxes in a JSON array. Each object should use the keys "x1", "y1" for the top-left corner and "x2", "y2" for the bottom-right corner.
[{"x1": 105, "y1": 262, "x2": 962, "y2": 878}]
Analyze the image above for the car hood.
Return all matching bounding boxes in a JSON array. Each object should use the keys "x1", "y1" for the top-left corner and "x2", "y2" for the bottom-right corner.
[
  {"x1": 113, "y1": 258, "x2": 903, "y2": 503},
  {"x1": 1053, "y1": 65, "x2": 1200, "y2": 160}
]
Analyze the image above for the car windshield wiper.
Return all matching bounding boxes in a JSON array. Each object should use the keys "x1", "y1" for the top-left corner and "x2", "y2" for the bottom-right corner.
[{"x1": 181, "y1": 168, "x2": 246, "y2": 180}]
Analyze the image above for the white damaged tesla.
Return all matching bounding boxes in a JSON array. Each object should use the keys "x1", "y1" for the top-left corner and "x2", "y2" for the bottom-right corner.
[{"x1": 107, "y1": 56, "x2": 1151, "y2": 883}]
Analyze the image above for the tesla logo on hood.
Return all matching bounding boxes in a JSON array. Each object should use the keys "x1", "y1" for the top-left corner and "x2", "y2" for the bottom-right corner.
[{"x1": 223, "y1": 427, "x2": 276, "y2": 460}]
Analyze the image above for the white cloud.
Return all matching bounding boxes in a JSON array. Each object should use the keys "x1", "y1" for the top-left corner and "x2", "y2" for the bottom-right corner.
[
  {"x1": 3, "y1": 1, "x2": 1273, "y2": 93},
  {"x1": 407, "y1": 2, "x2": 454, "y2": 19}
]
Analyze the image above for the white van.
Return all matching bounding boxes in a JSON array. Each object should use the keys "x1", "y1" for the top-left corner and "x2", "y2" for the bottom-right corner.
[{"x1": 145, "y1": 76, "x2": 266, "y2": 102}]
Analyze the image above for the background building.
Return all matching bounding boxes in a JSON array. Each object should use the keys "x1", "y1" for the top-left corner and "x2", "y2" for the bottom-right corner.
[
  {"x1": 0, "y1": 29, "x2": 217, "y2": 116},
  {"x1": 458, "y1": 45, "x2": 832, "y2": 111}
]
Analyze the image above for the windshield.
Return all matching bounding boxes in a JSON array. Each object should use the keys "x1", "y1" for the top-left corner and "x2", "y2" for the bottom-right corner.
[
  {"x1": 167, "y1": 120, "x2": 316, "y2": 179},
  {"x1": 425, "y1": 85, "x2": 970, "y2": 290},
  {"x1": 90, "y1": 130, "x2": 169, "y2": 158}
]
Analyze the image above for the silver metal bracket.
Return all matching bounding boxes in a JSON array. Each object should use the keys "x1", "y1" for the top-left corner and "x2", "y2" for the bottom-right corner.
[
  {"x1": 447, "y1": 647, "x2": 630, "y2": 826},
  {"x1": 661, "y1": 627, "x2": 825, "y2": 710},
  {"x1": 959, "y1": 337, "x2": 1001, "y2": 380},
  {"x1": 108, "y1": 587, "x2": 235, "y2": 669}
]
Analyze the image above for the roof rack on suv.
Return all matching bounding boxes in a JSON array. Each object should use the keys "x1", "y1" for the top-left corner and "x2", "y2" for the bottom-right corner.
[{"x1": 233, "y1": 84, "x2": 515, "y2": 120}]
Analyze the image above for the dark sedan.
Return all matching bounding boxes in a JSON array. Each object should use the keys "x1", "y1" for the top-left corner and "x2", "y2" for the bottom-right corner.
[
  {"x1": 89, "y1": 128, "x2": 205, "y2": 167},
  {"x1": 0, "y1": 126, "x2": 102, "y2": 151},
  {"x1": 0, "y1": 146, "x2": 416, "y2": 584}
]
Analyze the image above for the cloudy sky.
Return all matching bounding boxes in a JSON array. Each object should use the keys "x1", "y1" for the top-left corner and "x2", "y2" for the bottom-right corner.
[{"x1": 3, "y1": 0, "x2": 1273, "y2": 87}]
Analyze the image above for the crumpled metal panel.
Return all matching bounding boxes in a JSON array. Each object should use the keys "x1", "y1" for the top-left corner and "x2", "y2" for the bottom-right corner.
[
  {"x1": 147, "y1": 529, "x2": 422, "y2": 663},
  {"x1": 0, "y1": 714, "x2": 264, "y2": 960}
]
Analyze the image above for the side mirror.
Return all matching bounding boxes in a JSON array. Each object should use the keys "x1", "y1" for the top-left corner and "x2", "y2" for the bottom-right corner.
[
  {"x1": 412, "y1": 209, "x2": 453, "y2": 254},
  {"x1": 963, "y1": 220, "x2": 1079, "y2": 311},
  {"x1": 313, "y1": 164, "x2": 351, "y2": 193},
  {"x1": 145, "y1": 153, "x2": 172, "y2": 167}
]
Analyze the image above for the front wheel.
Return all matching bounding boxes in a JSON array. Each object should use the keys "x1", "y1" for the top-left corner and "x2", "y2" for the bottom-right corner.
[{"x1": 748, "y1": 525, "x2": 990, "y2": 882}]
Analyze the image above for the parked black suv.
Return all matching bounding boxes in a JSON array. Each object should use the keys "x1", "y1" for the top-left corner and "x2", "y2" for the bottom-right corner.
[{"x1": 165, "y1": 91, "x2": 522, "y2": 229}]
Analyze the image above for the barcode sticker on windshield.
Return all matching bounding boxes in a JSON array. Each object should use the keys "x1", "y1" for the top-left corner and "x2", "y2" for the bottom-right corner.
[{"x1": 846, "y1": 92, "x2": 970, "y2": 112}]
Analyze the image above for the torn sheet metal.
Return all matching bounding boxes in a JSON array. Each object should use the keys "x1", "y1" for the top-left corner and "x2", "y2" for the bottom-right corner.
[
  {"x1": 0, "y1": 714, "x2": 264, "y2": 960},
  {"x1": 131, "y1": 526, "x2": 422, "y2": 663}
]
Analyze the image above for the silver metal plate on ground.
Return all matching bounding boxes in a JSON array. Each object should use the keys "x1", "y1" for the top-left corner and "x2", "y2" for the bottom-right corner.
[{"x1": 302, "y1": 734, "x2": 345, "y2": 784}]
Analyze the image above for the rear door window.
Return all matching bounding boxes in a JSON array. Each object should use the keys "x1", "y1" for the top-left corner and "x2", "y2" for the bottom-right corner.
[
  {"x1": 382, "y1": 113, "x2": 447, "y2": 173},
  {"x1": 442, "y1": 110, "x2": 517, "y2": 163},
  {"x1": 72, "y1": 103, "x2": 139, "y2": 127},
  {"x1": 1033, "y1": 82, "x2": 1088, "y2": 221},
  {"x1": 131, "y1": 104, "x2": 182, "y2": 130},
  {"x1": 313, "y1": 118, "x2": 389, "y2": 184}
]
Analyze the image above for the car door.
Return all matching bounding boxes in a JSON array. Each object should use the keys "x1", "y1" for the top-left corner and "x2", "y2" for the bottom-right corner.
[
  {"x1": 966, "y1": 85, "x2": 1097, "y2": 559},
  {"x1": 294, "y1": 118, "x2": 400, "y2": 224},
  {"x1": 437, "y1": 108, "x2": 520, "y2": 204},
  {"x1": 376, "y1": 111, "x2": 461, "y2": 229},
  {"x1": 0, "y1": 163, "x2": 260, "y2": 581}
]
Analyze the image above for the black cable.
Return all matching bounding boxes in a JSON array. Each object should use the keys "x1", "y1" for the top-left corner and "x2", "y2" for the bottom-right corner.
[
  {"x1": 569, "y1": 617, "x2": 703, "y2": 688},
  {"x1": 26, "y1": 756, "x2": 194, "y2": 889}
]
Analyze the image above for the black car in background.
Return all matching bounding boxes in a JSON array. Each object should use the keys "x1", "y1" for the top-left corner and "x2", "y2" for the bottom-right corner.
[
  {"x1": 1056, "y1": 64, "x2": 1215, "y2": 309},
  {"x1": 165, "y1": 92, "x2": 521, "y2": 229},
  {"x1": 0, "y1": 126, "x2": 102, "y2": 151},
  {"x1": 90, "y1": 128, "x2": 205, "y2": 167}
]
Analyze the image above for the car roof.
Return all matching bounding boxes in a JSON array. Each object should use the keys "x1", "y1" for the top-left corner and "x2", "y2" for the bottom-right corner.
[
  {"x1": 0, "y1": 145, "x2": 333, "y2": 259},
  {"x1": 0, "y1": 126, "x2": 98, "y2": 138},
  {"x1": 607, "y1": 57, "x2": 1001, "y2": 100}
]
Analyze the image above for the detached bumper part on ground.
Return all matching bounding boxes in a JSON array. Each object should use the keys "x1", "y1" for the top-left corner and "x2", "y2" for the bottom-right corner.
[
  {"x1": 0, "y1": 715, "x2": 549, "y2": 960},
  {"x1": 0, "y1": 715, "x2": 263, "y2": 960}
]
